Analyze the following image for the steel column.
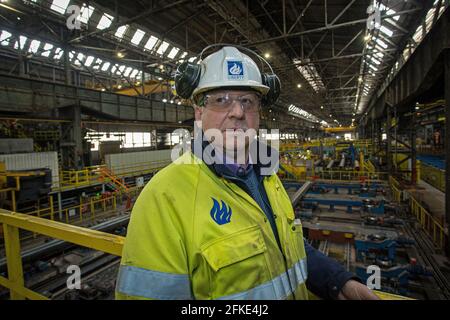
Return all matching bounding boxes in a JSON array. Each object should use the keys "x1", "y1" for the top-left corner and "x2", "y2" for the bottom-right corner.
[{"x1": 445, "y1": 49, "x2": 450, "y2": 256}]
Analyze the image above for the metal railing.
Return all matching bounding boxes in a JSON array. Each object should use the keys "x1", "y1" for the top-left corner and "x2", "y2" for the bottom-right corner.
[
  {"x1": 389, "y1": 176, "x2": 447, "y2": 250},
  {"x1": 0, "y1": 185, "x2": 143, "y2": 244},
  {"x1": 0, "y1": 210, "x2": 125, "y2": 300},
  {"x1": 0, "y1": 209, "x2": 411, "y2": 300},
  {"x1": 58, "y1": 160, "x2": 170, "y2": 191}
]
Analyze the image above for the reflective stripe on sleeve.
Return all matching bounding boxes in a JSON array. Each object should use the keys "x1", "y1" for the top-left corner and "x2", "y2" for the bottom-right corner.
[{"x1": 116, "y1": 265, "x2": 194, "y2": 300}]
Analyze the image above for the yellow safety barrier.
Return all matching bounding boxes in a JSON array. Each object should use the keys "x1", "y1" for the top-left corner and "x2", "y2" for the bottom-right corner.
[
  {"x1": 0, "y1": 210, "x2": 124, "y2": 300},
  {"x1": 373, "y1": 290, "x2": 414, "y2": 300},
  {"x1": 389, "y1": 176, "x2": 447, "y2": 250},
  {"x1": 410, "y1": 197, "x2": 446, "y2": 250},
  {"x1": 0, "y1": 210, "x2": 413, "y2": 300},
  {"x1": 59, "y1": 166, "x2": 104, "y2": 190},
  {"x1": 364, "y1": 160, "x2": 376, "y2": 173},
  {"x1": 0, "y1": 185, "x2": 143, "y2": 244},
  {"x1": 58, "y1": 160, "x2": 170, "y2": 191}
]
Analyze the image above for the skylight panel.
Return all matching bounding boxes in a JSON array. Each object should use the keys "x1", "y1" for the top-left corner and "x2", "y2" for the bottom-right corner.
[
  {"x1": 144, "y1": 35, "x2": 158, "y2": 50},
  {"x1": 93, "y1": 58, "x2": 102, "y2": 70},
  {"x1": 130, "y1": 69, "x2": 139, "y2": 78},
  {"x1": 84, "y1": 56, "x2": 95, "y2": 67},
  {"x1": 101, "y1": 62, "x2": 111, "y2": 71},
  {"x1": 54, "y1": 48, "x2": 63, "y2": 59},
  {"x1": 167, "y1": 47, "x2": 179, "y2": 59},
  {"x1": 28, "y1": 40, "x2": 41, "y2": 53},
  {"x1": 117, "y1": 65, "x2": 126, "y2": 75},
  {"x1": 50, "y1": 0, "x2": 70, "y2": 14},
  {"x1": 124, "y1": 67, "x2": 133, "y2": 77},
  {"x1": 379, "y1": 25, "x2": 393, "y2": 37},
  {"x1": 131, "y1": 29, "x2": 145, "y2": 45},
  {"x1": 97, "y1": 13, "x2": 114, "y2": 30},
  {"x1": 18, "y1": 35, "x2": 28, "y2": 50},
  {"x1": 74, "y1": 53, "x2": 85, "y2": 65},
  {"x1": 369, "y1": 56, "x2": 381, "y2": 65},
  {"x1": 115, "y1": 25, "x2": 128, "y2": 39},
  {"x1": 78, "y1": 5, "x2": 95, "y2": 24},
  {"x1": 41, "y1": 43, "x2": 53, "y2": 57},
  {"x1": 156, "y1": 41, "x2": 169, "y2": 55},
  {"x1": 0, "y1": 30, "x2": 12, "y2": 46},
  {"x1": 369, "y1": 64, "x2": 378, "y2": 71},
  {"x1": 374, "y1": 38, "x2": 388, "y2": 49}
]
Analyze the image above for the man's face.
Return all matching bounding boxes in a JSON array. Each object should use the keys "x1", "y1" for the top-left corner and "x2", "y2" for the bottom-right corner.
[{"x1": 194, "y1": 89, "x2": 260, "y2": 154}]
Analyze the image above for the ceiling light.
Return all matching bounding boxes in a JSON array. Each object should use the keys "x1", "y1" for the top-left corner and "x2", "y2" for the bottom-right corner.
[
  {"x1": 264, "y1": 53, "x2": 270, "y2": 59},
  {"x1": 297, "y1": 84, "x2": 302, "y2": 88},
  {"x1": 320, "y1": 106, "x2": 324, "y2": 109},
  {"x1": 117, "y1": 51, "x2": 125, "y2": 58},
  {"x1": 162, "y1": 98, "x2": 167, "y2": 103}
]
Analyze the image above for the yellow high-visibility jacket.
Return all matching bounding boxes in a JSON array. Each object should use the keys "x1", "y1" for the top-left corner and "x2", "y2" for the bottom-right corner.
[{"x1": 115, "y1": 151, "x2": 308, "y2": 300}]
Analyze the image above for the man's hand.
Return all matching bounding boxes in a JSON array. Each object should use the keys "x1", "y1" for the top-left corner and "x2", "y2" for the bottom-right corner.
[{"x1": 337, "y1": 280, "x2": 381, "y2": 300}]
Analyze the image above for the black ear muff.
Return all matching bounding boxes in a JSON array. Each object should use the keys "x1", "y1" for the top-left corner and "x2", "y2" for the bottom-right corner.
[
  {"x1": 261, "y1": 74, "x2": 281, "y2": 106},
  {"x1": 174, "y1": 62, "x2": 201, "y2": 99}
]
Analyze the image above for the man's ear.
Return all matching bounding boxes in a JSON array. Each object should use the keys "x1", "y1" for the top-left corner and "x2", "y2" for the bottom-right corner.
[{"x1": 194, "y1": 105, "x2": 203, "y2": 121}]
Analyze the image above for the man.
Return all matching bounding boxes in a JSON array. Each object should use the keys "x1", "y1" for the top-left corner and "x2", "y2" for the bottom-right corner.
[
  {"x1": 433, "y1": 129, "x2": 441, "y2": 147},
  {"x1": 115, "y1": 46, "x2": 379, "y2": 300}
]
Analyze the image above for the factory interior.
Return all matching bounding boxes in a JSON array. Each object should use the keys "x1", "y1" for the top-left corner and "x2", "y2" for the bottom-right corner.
[{"x1": 0, "y1": 0, "x2": 449, "y2": 301}]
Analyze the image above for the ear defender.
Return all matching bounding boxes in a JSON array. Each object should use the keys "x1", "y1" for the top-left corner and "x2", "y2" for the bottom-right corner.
[
  {"x1": 174, "y1": 61, "x2": 201, "y2": 99},
  {"x1": 261, "y1": 73, "x2": 281, "y2": 106}
]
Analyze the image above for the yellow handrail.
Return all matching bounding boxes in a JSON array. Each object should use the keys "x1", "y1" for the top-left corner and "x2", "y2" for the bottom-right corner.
[
  {"x1": 389, "y1": 176, "x2": 447, "y2": 249},
  {"x1": 0, "y1": 210, "x2": 125, "y2": 300},
  {"x1": 0, "y1": 210, "x2": 413, "y2": 300}
]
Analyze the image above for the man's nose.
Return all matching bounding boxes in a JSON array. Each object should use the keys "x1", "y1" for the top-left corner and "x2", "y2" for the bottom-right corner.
[{"x1": 227, "y1": 99, "x2": 245, "y2": 119}]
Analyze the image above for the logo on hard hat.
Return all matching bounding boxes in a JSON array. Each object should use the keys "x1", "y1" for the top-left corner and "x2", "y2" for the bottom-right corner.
[
  {"x1": 210, "y1": 198, "x2": 232, "y2": 225},
  {"x1": 227, "y1": 61, "x2": 244, "y2": 80}
]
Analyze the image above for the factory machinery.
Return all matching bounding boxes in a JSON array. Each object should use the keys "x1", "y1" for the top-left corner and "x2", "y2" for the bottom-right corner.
[
  {"x1": 278, "y1": 139, "x2": 379, "y2": 182},
  {"x1": 286, "y1": 180, "x2": 450, "y2": 299},
  {"x1": 0, "y1": 141, "x2": 448, "y2": 300},
  {"x1": 0, "y1": 147, "x2": 173, "y2": 300}
]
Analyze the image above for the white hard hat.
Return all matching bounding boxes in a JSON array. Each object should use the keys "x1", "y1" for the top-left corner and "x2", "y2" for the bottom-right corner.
[{"x1": 192, "y1": 46, "x2": 270, "y2": 99}]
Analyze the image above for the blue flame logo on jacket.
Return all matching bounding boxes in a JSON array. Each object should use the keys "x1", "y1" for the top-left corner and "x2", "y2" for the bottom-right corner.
[
  {"x1": 210, "y1": 198, "x2": 232, "y2": 225},
  {"x1": 227, "y1": 61, "x2": 244, "y2": 80}
]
